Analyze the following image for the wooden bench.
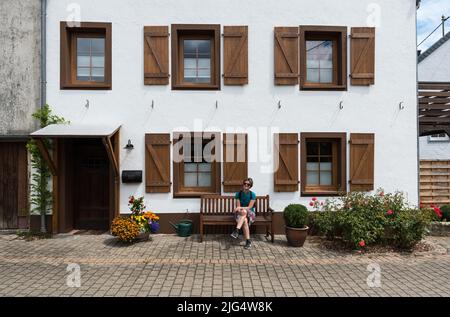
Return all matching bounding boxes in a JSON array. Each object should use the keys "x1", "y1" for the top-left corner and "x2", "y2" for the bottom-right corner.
[{"x1": 199, "y1": 194, "x2": 274, "y2": 243}]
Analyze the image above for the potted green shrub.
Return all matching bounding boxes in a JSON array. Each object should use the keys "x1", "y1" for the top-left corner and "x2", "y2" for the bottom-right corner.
[{"x1": 283, "y1": 204, "x2": 309, "y2": 247}]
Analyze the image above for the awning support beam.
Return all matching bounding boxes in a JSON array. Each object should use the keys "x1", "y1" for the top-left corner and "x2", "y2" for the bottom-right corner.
[
  {"x1": 34, "y1": 138, "x2": 57, "y2": 176},
  {"x1": 103, "y1": 137, "x2": 119, "y2": 178}
]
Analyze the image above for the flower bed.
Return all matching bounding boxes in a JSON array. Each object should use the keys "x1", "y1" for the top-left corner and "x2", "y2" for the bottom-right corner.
[{"x1": 308, "y1": 189, "x2": 435, "y2": 251}]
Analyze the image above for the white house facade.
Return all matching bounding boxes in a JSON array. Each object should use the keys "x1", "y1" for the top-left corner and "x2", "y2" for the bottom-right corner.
[{"x1": 32, "y1": 0, "x2": 418, "y2": 233}]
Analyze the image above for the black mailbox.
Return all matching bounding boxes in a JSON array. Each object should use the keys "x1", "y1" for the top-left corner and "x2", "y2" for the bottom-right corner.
[{"x1": 121, "y1": 170, "x2": 142, "y2": 183}]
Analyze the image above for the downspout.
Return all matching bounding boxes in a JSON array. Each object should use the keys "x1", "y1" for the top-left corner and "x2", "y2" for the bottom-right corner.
[
  {"x1": 40, "y1": 0, "x2": 47, "y2": 233},
  {"x1": 415, "y1": 1, "x2": 420, "y2": 207}
]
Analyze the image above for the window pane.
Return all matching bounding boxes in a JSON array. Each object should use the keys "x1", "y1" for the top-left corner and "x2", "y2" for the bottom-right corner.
[
  {"x1": 307, "y1": 142, "x2": 319, "y2": 155},
  {"x1": 184, "y1": 173, "x2": 197, "y2": 187},
  {"x1": 91, "y1": 68, "x2": 104, "y2": 81},
  {"x1": 320, "y1": 162, "x2": 332, "y2": 171},
  {"x1": 320, "y1": 142, "x2": 332, "y2": 155},
  {"x1": 198, "y1": 58, "x2": 210, "y2": 68},
  {"x1": 320, "y1": 69, "x2": 333, "y2": 83},
  {"x1": 184, "y1": 163, "x2": 197, "y2": 172},
  {"x1": 307, "y1": 69, "x2": 319, "y2": 83},
  {"x1": 91, "y1": 38, "x2": 105, "y2": 53},
  {"x1": 306, "y1": 162, "x2": 319, "y2": 171},
  {"x1": 306, "y1": 171, "x2": 319, "y2": 185},
  {"x1": 184, "y1": 58, "x2": 196, "y2": 69},
  {"x1": 77, "y1": 67, "x2": 90, "y2": 80},
  {"x1": 77, "y1": 38, "x2": 90, "y2": 53},
  {"x1": 320, "y1": 171, "x2": 332, "y2": 185},
  {"x1": 198, "y1": 163, "x2": 211, "y2": 172},
  {"x1": 198, "y1": 173, "x2": 211, "y2": 187},
  {"x1": 91, "y1": 56, "x2": 105, "y2": 68},
  {"x1": 77, "y1": 55, "x2": 90, "y2": 67}
]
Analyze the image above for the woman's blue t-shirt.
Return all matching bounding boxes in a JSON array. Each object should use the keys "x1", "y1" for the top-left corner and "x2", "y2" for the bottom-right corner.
[{"x1": 235, "y1": 190, "x2": 256, "y2": 210}]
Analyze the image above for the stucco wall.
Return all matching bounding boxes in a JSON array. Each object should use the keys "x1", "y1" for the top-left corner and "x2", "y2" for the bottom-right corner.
[
  {"x1": 0, "y1": 0, "x2": 41, "y2": 135},
  {"x1": 419, "y1": 136, "x2": 450, "y2": 160},
  {"x1": 45, "y1": 0, "x2": 419, "y2": 212},
  {"x1": 418, "y1": 37, "x2": 450, "y2": 82}
]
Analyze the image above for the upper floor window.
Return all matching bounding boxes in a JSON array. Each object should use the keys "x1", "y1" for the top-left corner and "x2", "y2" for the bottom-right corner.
[
  {"x1": 171, "y1": 24, "x2": 220, "y2": 90},
  {"x1": 60, "y1": 22, "x2": 112, "y2": 90},
  {"x1": 299, "y1": 26, "x2": 347, "y2": 90}
]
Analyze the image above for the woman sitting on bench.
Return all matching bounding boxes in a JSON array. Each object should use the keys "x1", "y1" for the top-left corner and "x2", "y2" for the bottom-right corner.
[{"x1": 230, "y1": 178, "x2": 256, "y2": 249}]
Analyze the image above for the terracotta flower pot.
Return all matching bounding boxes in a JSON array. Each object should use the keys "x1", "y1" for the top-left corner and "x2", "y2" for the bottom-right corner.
[{"x1": 285, "y1": 226, "x2": 309, "y2": 247}]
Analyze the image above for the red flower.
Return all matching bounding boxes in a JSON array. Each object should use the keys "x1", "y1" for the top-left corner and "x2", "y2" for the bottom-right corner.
[
  {"x1": 379, "y1": 191, "x2": 384, "y2": 197},
  {"x1": 128, "y1": 196, "x2": 135, "y2": 204},
  {"x1": 359, "y1": 240, "x2": 365, "y2": 247},
  {"x1": 433, "y1": 207, "x2": 443, "y2": 218},
  {"x1": 312, "y1": 197, "x2": 317, "y2": 202},
  {"x1": 309, "y1": 202, "x2": 314, "y2": 207},
  {"x1": 386, "y1": 210, "x2": 393, "y2": 216}
]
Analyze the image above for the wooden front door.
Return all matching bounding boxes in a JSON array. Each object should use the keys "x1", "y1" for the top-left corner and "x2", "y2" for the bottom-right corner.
[
  {"x1": 73, "y1": 139, "x2": 109, "y2": 230},
  {"x1": 0, "y1": 142, "x2": 27, "y2": 229}
]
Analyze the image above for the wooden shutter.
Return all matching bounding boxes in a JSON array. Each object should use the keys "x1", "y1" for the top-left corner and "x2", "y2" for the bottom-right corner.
[
  {"x1": 274, "y1": 133, "x2": 299, "y2": 192},
  {"x1": 349, "y1": 133, "x2": 374, "y2": 191},
  {"x1": 350, "y1": 27, "x2": 375, "y2": 86},
  {"x1": 145, "y1": 134, "x2": 171, "y2": 193},
  {"x1": 223, "y1": 26, "x2": 248, "y2": 85},
  {"x1": 144, "y1": 26, "x2": 169, "y2": 85},
  {"x1": 223, "y1": 133, "x2": 248, "y2": 192},
  {"x1": 274, "y1": 27, "x2": 299, "y2": 85}
]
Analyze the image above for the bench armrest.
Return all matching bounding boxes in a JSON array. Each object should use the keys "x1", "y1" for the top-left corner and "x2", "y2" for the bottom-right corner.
[{"x1": 268, "y1": 206, "x2": 274, "y2": 213}]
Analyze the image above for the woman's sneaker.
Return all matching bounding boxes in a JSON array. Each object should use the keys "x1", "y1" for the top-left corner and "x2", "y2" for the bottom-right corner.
[
  {"x1": 244, "y1": 239, "x2": 252, "y2": 249},
  {"x1": 230, "y1": 228, "x2": 239, "y2": 239}
]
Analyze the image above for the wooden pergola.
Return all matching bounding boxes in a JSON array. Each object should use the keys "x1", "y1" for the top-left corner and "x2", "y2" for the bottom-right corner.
[{"x1": 419, "y1": 82, "x2": 450, "y2": 136}]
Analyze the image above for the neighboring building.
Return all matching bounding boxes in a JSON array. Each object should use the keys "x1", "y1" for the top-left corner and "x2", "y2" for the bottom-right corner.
[
  {"x1": 418, "y1": 32, "x2": 450, "y2": 161},
  {"x1": 418, "y1": 32, "x2": 450, "y2": 206},
  {"x1": 0, "y1": 0, "x2": 42, "y2": 229},
  {"x1": 31, "y1": 0, "x2": 418, "y2": 233}
]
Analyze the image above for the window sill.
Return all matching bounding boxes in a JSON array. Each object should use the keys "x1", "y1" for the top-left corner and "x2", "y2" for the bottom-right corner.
[
  {"x1": 61, "y1": 82, "x2": 112, "y2": 90},
  {"x1": 301, "y1": 190, "x2": 345, "y2": 197},
  {"x1": 174, "y1": 191, "x2": 221, "y2": 198},
  {"x1": 172, "y1": 83, "x2": 220, "y2": 90},
  {"x1": 300, "y1": 83, "x2": 347, "y2": 91}
]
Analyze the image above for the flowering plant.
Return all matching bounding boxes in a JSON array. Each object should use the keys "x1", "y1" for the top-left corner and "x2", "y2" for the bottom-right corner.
[{"x1": 129, "y1": 195, "x2": 160, "y2": 234}]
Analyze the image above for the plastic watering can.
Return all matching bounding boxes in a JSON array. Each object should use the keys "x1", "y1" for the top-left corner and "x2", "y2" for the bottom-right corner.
[{"x1": 169, "y1": 219, "x2": 193, "y2": 237}]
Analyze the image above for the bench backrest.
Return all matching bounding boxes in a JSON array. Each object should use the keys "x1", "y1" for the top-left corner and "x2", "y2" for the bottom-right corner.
[{"x1": 200, "y1": 195, "x2": 270, "y2": 216}]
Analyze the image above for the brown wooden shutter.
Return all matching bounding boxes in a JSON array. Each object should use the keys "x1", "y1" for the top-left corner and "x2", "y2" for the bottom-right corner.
[
  {"x1": 223, "y1": 26, "x2": 248, "y2": 85},
  {"x1": 223, "y1": 133, "x2": 248, "y2": 192},
  {"x1": 274, "y1": 133, "x2": 299, "y2": 192},
  {"x1": 144, "y1": 26, "x2": 169, "y2": 85},
  {"x1": 145, "y1": 134, "x2": 171, "y2": 193},
  {"x1": 349, "y1": 133, "x2": 375, "y2": 191},
  {"x1": 350, "y1": 27, "x2": 375, "y2": 86},
  {"x1": 274, "y1": 27, "x2": 299, "y2": 85}
]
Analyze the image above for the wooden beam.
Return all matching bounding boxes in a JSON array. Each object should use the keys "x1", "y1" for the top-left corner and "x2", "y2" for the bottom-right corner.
[
  {"x1": 52, "y1": 138, "x2": 59, "y2": 234},
  {"x1": 102, "y1": 137, "x2": 119, "y2": 178},
  {"x1": 34, "y1": 138, "x2": 57, "y2": 176}
]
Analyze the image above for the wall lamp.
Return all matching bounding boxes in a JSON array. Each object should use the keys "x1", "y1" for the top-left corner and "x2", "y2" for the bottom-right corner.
[{"x1": 124, "y1": 139, "x2": 134, "y2": 150}]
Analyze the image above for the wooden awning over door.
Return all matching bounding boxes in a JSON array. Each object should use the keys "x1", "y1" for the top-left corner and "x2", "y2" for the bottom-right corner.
[{"x1": 419, "y1": 82, "x2": 450, "y2": 137}]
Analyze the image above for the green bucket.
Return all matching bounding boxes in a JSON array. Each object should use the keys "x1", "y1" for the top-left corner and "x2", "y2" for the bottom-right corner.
[{"x1": 170, "y1": 219, "x2": 193, "y2": 237}]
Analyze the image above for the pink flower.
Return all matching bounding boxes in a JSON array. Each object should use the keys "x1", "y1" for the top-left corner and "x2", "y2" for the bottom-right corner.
[
  {"x1": 359, "y1": 240, "x2": 365, "y2": 247},
  {"x1": 312, "y1": 197, "x2": 317, "y2": 202},
  {"x1": 379, "y1": 191, "x2": 384, "y2": 197},
  {"x1": 309, "y1": 202, "x2": 314, "y2": 207},
  {"x1": 320, "y1": 202, "x2": 324, "y2": 206},
  {"x1": 386, "y1": 210, "x2": 393, "y2": 216}
]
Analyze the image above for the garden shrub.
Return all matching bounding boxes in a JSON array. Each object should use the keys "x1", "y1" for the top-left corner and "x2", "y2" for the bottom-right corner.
[
  {"x1": 440, "y1": 205, "x2": 450, "y2": 221},
  {"x1": 310, "y1": 189, "x2": 433, "y2": 250},
  {"x1": 283, "y1": 204, "x2": 308, "y2": 228}
]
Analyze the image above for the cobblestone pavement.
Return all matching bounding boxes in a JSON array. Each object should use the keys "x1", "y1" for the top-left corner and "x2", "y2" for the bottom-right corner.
[{"x1": 0, "y1": 233, "x2": 449, "y2": 297}]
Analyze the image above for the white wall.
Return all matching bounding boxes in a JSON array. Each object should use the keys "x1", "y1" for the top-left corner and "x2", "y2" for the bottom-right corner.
[
  {"x1": 418, "y1": 37, "x2": 450, "y2": 82},
  {"x1": 419, "y1": 136, "x2": 450, "y2": 160},
  {"x1": 45, "y1": 0, "x2": 419, "y2": 213}
]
